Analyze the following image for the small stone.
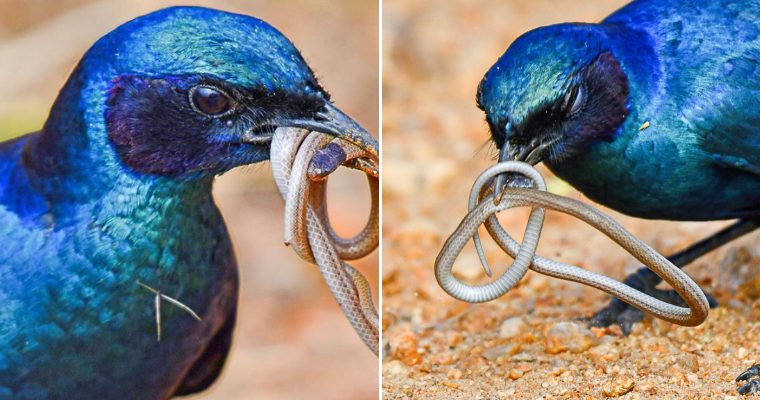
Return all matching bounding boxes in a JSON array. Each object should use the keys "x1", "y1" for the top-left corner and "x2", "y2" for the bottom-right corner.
[
  {"x1": 447, "y1": 368, "x2": 463, "y2": 379},
  {"x1": 741, "y1": 271, "x2": 760, "y2": 299},
  {"x1": 483, "y1": 343, "x2": 522, "y2": 361},
  {"x1": 514, "y1": 364, "x2": 532, "y2": 373},
  {"x1": 512, "y1": 352, "x2": 537, "y2": 362},
  {"x1": 602, "y1": 376, "x2": 635, "y2": 397},
  {"x1": 383, "y1": 360, "x2": 410, "y2": 377},
  {"x1": 590, "y1": 326, "x2": 607, "y2": 338},
  {"x1": 508, "y1": 369, "x2": 524, "y2": 380},
  {"x1": 429, "y1": 351, "x2": 455, "y2": 366},
  {"x1": 719, "y1": 246, "x2": 759, "y2": 295},
  {"x1": 545, "y1": 322, "x2": 599, "y2": 354},
  {"x1": 499, "y1": 316, "x2": 527, "y2": 339},
  {"x1": 607, "y1": 324, "x2": 624, "y2": 336},
  {"x1": 588, "y1": 342, "x2": 621, "y2": 362},
  {"x1": 441, "y1": 380, "x2": 459, "y2": 389},
  {"x1": 736, "y1": 347, "x2": 749, "y2": 360},
  {"x1": 387, "y1": 330, "x2": 422, "y2": 366}
]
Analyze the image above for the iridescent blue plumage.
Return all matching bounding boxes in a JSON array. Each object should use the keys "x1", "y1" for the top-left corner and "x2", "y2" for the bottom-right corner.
[
  {"x1": 0, "y1": 6, "x2": 372, "y2": 399},
  {"x1": 479, "y1": 0, "x2": 760, "y2": 220},
  {"x1": 478, "y1": 0, "x2": 760, "y2": 393}
]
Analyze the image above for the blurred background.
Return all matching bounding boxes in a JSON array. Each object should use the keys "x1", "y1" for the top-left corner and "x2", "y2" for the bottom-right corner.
[
  {"x1": 383, "y1": 0, "x2": 760, "y2": 398},
  {"x1": 0, "y1": 1, "x2": 378, "y2": 399}
]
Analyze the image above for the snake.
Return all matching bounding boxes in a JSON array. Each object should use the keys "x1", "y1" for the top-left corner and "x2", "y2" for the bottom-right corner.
[
  {"x1": 435, "y1": 161, "x2": 710, "y2": 327},
  {"x1": 270, "y1": 127, "x2": 379, "y2": 354}
]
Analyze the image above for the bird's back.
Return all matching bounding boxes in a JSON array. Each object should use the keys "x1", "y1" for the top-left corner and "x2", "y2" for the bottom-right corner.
[{"x1": 550, "y1": 0, "x2": 760, "y2": 220}]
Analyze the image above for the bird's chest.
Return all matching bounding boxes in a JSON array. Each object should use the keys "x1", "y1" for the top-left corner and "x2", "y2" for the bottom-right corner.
[
  {"x1": 2, "y1": 195, "x2": 238, "y2": 399},
  {"x1": 81, "y1": 201, "x2": 236, "y2": 388}
]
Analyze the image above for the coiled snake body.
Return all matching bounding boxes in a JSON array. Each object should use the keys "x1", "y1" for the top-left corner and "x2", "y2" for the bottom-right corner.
[
  {"x1": 435, "y1": 161, "x2": 710, "y2": 327},
  {"x1": 271, "y1": 128, "x2": 379, "y2": 354}
]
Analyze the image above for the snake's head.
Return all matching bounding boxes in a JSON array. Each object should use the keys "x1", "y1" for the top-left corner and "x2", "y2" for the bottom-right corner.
[{"x1": 307, "y1": 138, "x2": 379, "y2": 182}]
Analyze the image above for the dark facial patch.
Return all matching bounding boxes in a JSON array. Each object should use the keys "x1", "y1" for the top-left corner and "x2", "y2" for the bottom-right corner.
[
  {"x1": 506, "y1": 51, "x2": 629, "y2": 161},
  {"x1": 105, "y1": 75, "x2": 326, "y2": 177},
  {"x1": 566, "y1": 51, "x2": 629, "y2": 149},
  {"x1": 106, "y1": 75, "x2": 242, "y2": 176}
]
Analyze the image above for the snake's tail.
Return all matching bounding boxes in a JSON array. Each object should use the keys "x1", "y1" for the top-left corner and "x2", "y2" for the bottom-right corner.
[{"x1": 473, "y1": 232, "x2": 494, "y2": 277}]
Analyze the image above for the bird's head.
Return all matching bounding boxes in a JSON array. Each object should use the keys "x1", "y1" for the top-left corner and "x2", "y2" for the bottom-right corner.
[
  {"x1": 477, "y1": 23, "x2": 629, "y2": 166},
  {"x1": 62, "y1": 6, "x2": 375, "y2": 179}
]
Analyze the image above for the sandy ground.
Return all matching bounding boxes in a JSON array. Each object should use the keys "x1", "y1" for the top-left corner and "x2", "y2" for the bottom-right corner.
[
  {"x1": 381, "y1": 0, "x2": 760, "y2": 398},
  {"x1": 0, "y1": 1, "x2": 378, "y2": 399}
]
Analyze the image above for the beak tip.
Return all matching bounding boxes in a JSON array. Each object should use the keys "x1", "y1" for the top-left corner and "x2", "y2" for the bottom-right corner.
[{"x1": 275, "y1": 102, "x2": 378, "y2": 158}]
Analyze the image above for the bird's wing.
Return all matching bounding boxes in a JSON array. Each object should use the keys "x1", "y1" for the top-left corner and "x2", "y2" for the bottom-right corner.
[{"x1": 684, "y1": 48, "x2": 760, "y2": 177}]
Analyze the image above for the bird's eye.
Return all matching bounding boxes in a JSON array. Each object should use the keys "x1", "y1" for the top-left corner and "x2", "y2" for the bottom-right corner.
[
  {"x1": 190, "y1": 86, "x2": 234, "y2": 116},
  {"x1": 562, "y1": 85, "x2": 585, "y2": 116}
]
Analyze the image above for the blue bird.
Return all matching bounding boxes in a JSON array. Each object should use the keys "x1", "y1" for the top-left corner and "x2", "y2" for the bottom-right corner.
[
  {"x1": 477, "y1": 0, "x2": 760, "y2": 394},
  {"x1": 0, "y1": 6, "x2": 375, "y2": 400}
]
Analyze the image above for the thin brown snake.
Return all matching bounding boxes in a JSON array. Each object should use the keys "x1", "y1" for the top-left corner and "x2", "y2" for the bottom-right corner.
[
  {"x1": 271, "y1": 128, "x2": 379, "y2": 354},
  {"x1": 435, "y1": 161, "x2": 710, "y2": 327}
]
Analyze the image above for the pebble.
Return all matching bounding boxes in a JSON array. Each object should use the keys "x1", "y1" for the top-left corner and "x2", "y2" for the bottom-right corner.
[
  {"x1": 499, "y1": 316, "x2": 527, "y2": 339},
  {"x1": 387, "y1": 330, "x2": 422, "y2": 366},
  {"x1": 441, "y1": 380, "x2": 459, "y2": 389},
  {"x1": 544, "y1": 322, "x2": 599, "y2": 354},
  {"x1": 720, "y1": 247, "x2": 752, "y2": 283},
  {"x1": 512, "y1": 352, "x2": 537, "y2": 362},
  {"x1": 383, "y1": 360, "x2": 411, "y2": 377},
  {"x1": 508, "y1": 369, "x2": 524, "y2": 380},
  {"x1": 736, "y1": 347, "x2": 749, "y2": 360},
  {"x1": 483, "y1": 343, "x2": 522, "y2": 361},
  {"x1": 587, "y1": 342, "x2": 620, "y2": 362},
  {"x1": 602, "y1": 376, "x2": 635, "y2": 397},
  {"x1": 446, "y1": 368, "x2": 463, "y2": 379}
]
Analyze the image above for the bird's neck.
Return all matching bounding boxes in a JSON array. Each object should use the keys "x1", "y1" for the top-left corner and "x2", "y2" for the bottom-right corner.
[
  {"x1": 600, "y1": 22, "x2": 661, "y2": 127},
  {"x1": 21, "y1": 71, "x2": 213, "y2": 224}
]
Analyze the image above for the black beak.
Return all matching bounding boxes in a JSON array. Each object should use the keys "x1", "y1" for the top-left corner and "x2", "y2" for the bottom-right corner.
[
  {"x1": 274, "y1": 102, "x2": 378, "y2": 159},
  {"x1": 494, "y1": 123, "x2": 547, "y2": 192},
  {"x1": 502, "y1": 137, "x2": 547, "y2": 167}
]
